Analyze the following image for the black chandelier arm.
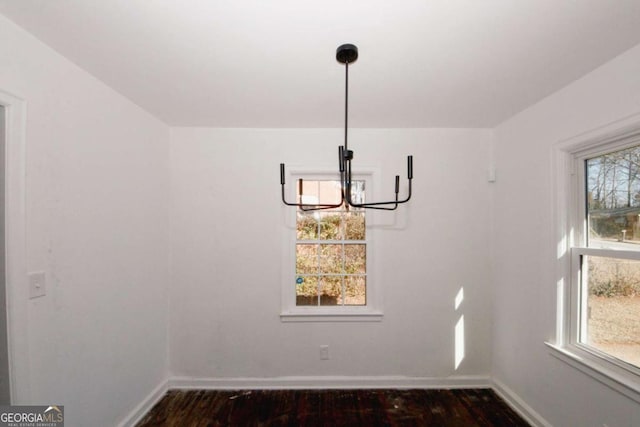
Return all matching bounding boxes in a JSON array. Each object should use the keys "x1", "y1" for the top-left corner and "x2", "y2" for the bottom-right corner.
[
  {"x1": 342, "y1": 155, "x2": 413, "y2": 210},
  {"x1": 343, "y1": 183, "x2": 400, "y2": 210},
  {"x1": 280, "y1": 186, "x2": 344, "y2": 211},
  {"x1": 358, "y1": 178, "x2": 411, "y2": 207},
  {"x1": 343, "y1": 182, "x2": 402, "y2": 210},
  {"x1": 347, "y1": 180, "x2": 411, "y2": 208},
  {"x1": 280, "y1": 164, "x2": 345, "y2": 211}
]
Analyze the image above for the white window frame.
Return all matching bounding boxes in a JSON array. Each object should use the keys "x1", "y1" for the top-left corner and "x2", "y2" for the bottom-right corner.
[
  {"x1": 548, "y1": 117, "x2": 640, "y2": 403},
  {"x1": 280, "y1": 167, "x2": 383, "y2": 322}
]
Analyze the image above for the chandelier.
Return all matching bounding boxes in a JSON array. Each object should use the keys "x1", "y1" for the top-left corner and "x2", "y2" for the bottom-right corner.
[{"x1": 280, "y1": 44, "x2": 413, "y2": 211}]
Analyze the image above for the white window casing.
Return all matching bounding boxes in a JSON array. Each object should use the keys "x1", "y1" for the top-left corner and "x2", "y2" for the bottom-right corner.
[
  {"x1": 280, "y1": 167, "x2": 383, "y2": 322},
  {"x1": 548, "y1": 116, "x2": 640, "y2": 402}
]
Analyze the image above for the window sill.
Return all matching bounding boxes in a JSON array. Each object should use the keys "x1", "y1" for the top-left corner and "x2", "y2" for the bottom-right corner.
[
  {"x1": 545, "y1": 342, "x2": 640, "y2": 403},
  {"x1": 280, "y1": 309, "x2": 383, "y2": 323}
]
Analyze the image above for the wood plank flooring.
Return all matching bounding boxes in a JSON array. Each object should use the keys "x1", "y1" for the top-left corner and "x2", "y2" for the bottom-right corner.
[{"x1": 136, "y1": 388, "x2": 530, "y2": 426}]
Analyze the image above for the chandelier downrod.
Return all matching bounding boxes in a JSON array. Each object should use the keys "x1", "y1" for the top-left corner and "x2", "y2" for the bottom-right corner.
[{"x1": 280, "y1": 44, "x2": 414, "y2": 211}]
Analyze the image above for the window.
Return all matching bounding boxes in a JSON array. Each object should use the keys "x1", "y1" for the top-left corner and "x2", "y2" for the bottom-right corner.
[
  {"x1": 551, "y1": 123, "x2": 640, "y2": 400},
  {"x1": 295, "y1": 179, "x2": 367, "y2": 306},
  {"x1": 280, "y1": 170, "x2": 382, "y2": 322},
  {"x1": 578, "y1": 145, "x2": 640, "y2": 369}
]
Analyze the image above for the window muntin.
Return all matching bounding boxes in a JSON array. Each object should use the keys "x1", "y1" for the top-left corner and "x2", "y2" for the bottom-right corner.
[{"x1": 295, "y1": 179, "x2": 366, "y2": 307}]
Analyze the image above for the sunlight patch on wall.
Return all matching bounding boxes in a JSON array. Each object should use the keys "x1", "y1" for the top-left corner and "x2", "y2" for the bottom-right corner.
[
  {"x1": 455, "y1": 315, "x2": 465, "y2": 370},
  {"x1": 557, "y1": 234, "x2": 567, "y2": 260},
  {"x1": 454, "y1": 287, "x2": 464, "y2": 310},
  {"x1": 556, "y1": 277, "x2": 565, "y2": 342},
  {"x1": 454, "y1": 287, "x2": 465, "y2": 370}
]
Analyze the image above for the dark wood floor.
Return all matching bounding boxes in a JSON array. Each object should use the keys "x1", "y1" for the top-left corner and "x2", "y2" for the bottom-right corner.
[{"x1": 136, "y1": 388, "x2": 530, "y2": 427}]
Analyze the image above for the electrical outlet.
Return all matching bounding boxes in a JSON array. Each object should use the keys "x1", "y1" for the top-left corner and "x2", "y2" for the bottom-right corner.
[
  {"x1": 28, "y1": 272, "x2": 46, "y2": 299},
  {"x1": 487, "y1": 165, "x2": 496, "y2": 182},
  {"x1": 320, "y1": 345, "x2": 329, "y2": 360}
]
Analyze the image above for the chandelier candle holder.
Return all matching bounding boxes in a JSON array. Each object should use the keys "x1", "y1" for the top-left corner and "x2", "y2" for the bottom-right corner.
[{"x1": 280, "y1": 44, "x2": 413, "y2": 211}]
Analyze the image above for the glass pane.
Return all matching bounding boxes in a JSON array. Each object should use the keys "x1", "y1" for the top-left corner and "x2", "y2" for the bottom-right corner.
[
  {"x1": 320, "y1": 276, "x2": 342, "y2": 306},
  {"x1": 296, "y1": 244, "x2": 317, "y2": 274},
  {"x1": 296, "y1": 180, "x2": 342, "y2": 207},
  {"x1": 319, "y1": 213, "x2": 342, "y2": 240},
  {"x1": 344, "y1": 276, "x2": 366, "y2": 306},
  {"x1": 296, "y1": 276, "x2": 318, "y2": 306},
  {"x1": 319, "y1": 244, "x2": 343, "y2": 274},
  {"x1": 293, "y1": 178, "x2": 368, "y2": 309},
  {"x1": 318, "y1": 181, "x2": 342, "y2": 206},
  {"x1": 344, "y1": 244, "x2": 366, "y2": 274},
  {"x1": 586, "y1": 144, "x2": 640, "y2": 250},
  {"x1": 299, "y1": 180, "x2": 319, "y2": 205},
  {"x1": 344, "y1": 212, "x2": 365, "y2": 240},
  {"x1": 297, "y1": 213, "x2": 318, "y2": 240},
  {"x1": 349, "y1": 180, "x2": 366, "y2": 205},
  {"x1": 582, "y1": 255, "x2": 640, "y2": 368}
]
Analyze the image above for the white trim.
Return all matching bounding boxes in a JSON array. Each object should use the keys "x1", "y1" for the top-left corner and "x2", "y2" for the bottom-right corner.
[
  {"x1": 551, "y1": 113, "x2": 640, "y2": 404},
  {"x1": 492, "y1": 377, "x2": 552, "y2": 427},
  {"x1": 280, "y1": 310, "x2": 383, "y2": 322},
  {"x1": 0, "y1": 90, "x2": 28, "y2": 404},
  {"x1": 167, "y1": 375, "x2": 491, "y2": 390},
  {"x1": 546, "y1": 342, "x2": 640, "y2": 403},
  {"x1": 117, "y1": 380, "x2": 168, "y2": 427},
  {"x1": 572, "y1": 247, "x2": 640, "y2": 260},
  {"x1": 556, "y1": 112, "x2": 640, "y2": 155}
]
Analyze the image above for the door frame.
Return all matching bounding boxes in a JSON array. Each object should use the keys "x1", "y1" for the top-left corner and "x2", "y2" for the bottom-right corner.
[{"x1": 0, "y1": 90, "x2": 29, "y2": 404}]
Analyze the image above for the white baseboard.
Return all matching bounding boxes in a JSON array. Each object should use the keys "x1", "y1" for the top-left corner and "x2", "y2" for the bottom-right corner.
[
  {"x1": 492, "y1": 377, "x2": 552, "y2": 427},
  {"x1": 120, "y1": 375, "x2": 551, "y2": 426},
  {"x1": 168, "y1": 374, "x2": 491, "y2": 390},
  {"x1": 117, "y1": 380, "x2": 168, "y2": 427}
]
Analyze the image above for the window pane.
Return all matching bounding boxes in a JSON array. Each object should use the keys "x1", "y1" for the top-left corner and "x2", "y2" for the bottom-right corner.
[
  {"x1": 344, "y1": 276, "x2": 366, "y2": 306},
  {"x1": 320, "y1": 276, "x2": 342, "y2": 306},
  {"x1": 586, "y1": 144, "x2": 640, "y2": 250},
  {"x1": 582, "y1": 255, "x2": 640, "y2": 368},
  {"x1": 344, "y1": 244, "x2": 366, "y2": 274},
  {"x1": 319, "y1": 213, "x2": 342, "y2": 240},
  {"x1": 319, "y1": 244, "x2": 343, "y2": 274},
  {"x1": 296, "y1": 180, "x2": 342, "y2": 207},
  {"x1": 293, "y1": 178, "x2": 368, "y2": 310},
  {"x1": 349, "y1": 181, "x2": 366, "y2": 205},
  {"x1": 296, "y1": 276, "x2": 318, "y2": 306},
  {"x1": 345, "y1": 212, "x2": 365, "y2": 240},
  {"x1": 297, "y1": 213, "x2": 318, "y2": 240},
  {"x1": 296, "y1": 244, "x2": 317, "y2": 274}
]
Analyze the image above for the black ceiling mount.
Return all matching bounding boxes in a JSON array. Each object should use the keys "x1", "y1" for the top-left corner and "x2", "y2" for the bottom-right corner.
[{"x1": 336, "y1": 44, "x2": 358, "y2": 64}]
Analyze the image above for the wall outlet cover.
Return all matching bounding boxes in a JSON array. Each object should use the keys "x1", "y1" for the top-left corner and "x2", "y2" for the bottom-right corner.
[
  {"x1": 28, "y1": 272, "x2": 46, "y2": 299},
  {"x1": 320, "y1": 345, "x2": 329, "y2": 360}
]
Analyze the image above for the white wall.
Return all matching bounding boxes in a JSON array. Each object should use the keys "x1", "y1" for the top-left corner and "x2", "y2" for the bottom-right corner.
[
  {"x1": 0, "y1": 14, "x2": 170, "y2": 426},
  {"x1": 169, "y1": 127, "x2": 493, "y2": 382},
  {"x1": 8, "y1": 5, "x2": 640, "y2": 425},
  {"x1": 493, "y1": 43, "x2": 640, "y2": 426}
]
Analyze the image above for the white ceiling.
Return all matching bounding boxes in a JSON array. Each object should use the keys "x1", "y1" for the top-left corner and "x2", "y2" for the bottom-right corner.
[{"x1": 1, "y1": 0, "x2": 640, "y2": 128}]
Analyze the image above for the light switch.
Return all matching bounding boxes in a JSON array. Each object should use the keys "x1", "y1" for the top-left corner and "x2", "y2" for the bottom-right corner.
[
  {"x1": 28, "y1": 272, "x2": 46, "y2": 299},
  {"x1": 320, "y1": 345, "x2": 329, "y2": 360}
]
